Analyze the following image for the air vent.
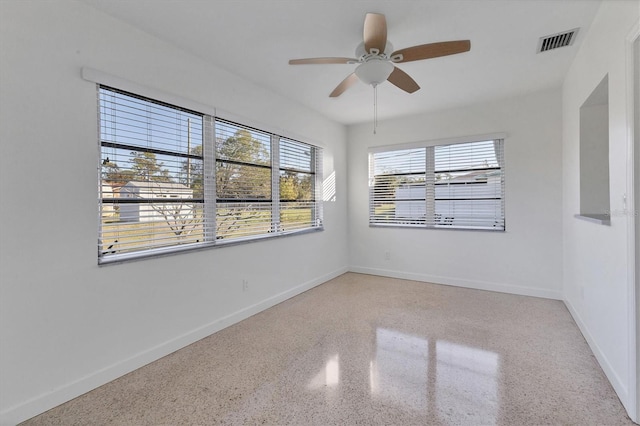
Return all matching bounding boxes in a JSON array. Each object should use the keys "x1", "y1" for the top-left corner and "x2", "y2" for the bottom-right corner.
[{"x1": 537, "y1": 28, "x2": 579, "y2": 53}]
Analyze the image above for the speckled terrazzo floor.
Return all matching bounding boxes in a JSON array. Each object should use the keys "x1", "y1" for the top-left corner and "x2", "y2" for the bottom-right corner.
[{"x1": 21, "y1": 273, "x2": 634, "y2": 425}]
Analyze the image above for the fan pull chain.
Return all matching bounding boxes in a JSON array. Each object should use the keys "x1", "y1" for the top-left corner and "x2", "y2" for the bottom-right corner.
[{"x1": 373, "y1": 84, "x2": 378, "y2": 135}]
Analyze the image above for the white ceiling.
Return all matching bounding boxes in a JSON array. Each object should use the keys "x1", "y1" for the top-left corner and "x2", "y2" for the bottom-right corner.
[{"x1": 80, "y1": 0, "x2": 602, "y2": 125}]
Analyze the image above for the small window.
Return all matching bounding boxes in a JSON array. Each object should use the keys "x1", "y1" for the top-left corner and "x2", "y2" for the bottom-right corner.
[
  {"x1": 369, "y1": 138, "x2": 505, "y2": 231},
  {"x1": 279, "y1": 138, "x2": 320, "y2": 232}
]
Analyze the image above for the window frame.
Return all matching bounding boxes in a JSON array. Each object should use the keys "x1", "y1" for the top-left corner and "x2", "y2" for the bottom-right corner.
[
  {"x1": 97, "y1": 85, "x2": 323, "y2": 264},
  {"x1": 368, "y1": 135, "x2": 506, "y2": 232}
]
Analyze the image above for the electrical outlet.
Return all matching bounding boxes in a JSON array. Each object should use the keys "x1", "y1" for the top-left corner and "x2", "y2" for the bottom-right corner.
[
  {"x1": 384, "y1": 250, "x2": 391, "y2": 261},
  {"x1": 242, "y1": 279, "x2": 249, "y2": 291}
]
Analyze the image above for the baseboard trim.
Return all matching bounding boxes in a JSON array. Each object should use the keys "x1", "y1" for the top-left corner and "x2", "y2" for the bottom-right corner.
[
  {"x1": 0, "y1": 266, "x2": 348, "y2": 426},
  {"x1": 348, "y1": 266, "x2": 562, "y2": 300},
  {"x1": 563, "y1": 297, "x2": 630, "y2": 415}
]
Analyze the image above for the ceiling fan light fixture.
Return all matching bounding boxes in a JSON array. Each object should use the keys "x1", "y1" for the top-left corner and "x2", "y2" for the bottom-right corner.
[{"x1": 355, "y1": 60, "x2": 393, "y2": 86}]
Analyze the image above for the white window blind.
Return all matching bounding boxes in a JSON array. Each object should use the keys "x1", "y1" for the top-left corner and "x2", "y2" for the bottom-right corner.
[
  {"x1": 214, "y1": 120, "x2": 273, "y2": 241},
  {"x1": 98, "y1": 86, "x2": 323, "y2": 263},
  {"x1": 99, "y1": 87, "x2": 207, "y2": 258},
  {"x1": 370, "y1": 148, "x2": 427, "y2": 226},
  {"x1": 369, "y1": 139, "x2": 505, "y2": 231},
  {"x1": 279, "y1": 138, "x2": 322, "y2": 232}
]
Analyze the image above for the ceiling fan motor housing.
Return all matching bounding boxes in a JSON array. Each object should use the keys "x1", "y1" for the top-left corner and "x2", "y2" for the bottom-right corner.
[{"x1": 355, "y1": 60, "x2": 394, "y2": 86}]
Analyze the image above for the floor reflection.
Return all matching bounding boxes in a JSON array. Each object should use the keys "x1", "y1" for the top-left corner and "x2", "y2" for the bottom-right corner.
[
  {"x1": 308, "y1": 354, "x2": 340, "y2": 389},
  {"x1": 369, "y1": 328, "x2": 499, "y2": 422},
  {"x1": 436, "y1": 340, "x2": 499, "y2": 423},
  {"x1": 369, "y1": 328, "x2": 429, "y2": 409}
]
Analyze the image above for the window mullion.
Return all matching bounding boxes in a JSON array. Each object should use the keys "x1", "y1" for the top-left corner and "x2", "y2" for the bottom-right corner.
[
  {"x1": 496, "y1": 139, "x2": 505, "y2": 229},
  {"x1": 313, "y1": 147, "x2": 323, "y2": 227},
  {"x1": 425, "y1": 146, "x2": 435, "y2": 227},
  {"x1": 204, "y1": 115, "x2": 216, "y2": 242},
  {"x1": 271, "y1": 134, "x2": 280, "y2": 233},
  {"x1": 368, "y1": 153, "x2": 375, "y2": 223}
]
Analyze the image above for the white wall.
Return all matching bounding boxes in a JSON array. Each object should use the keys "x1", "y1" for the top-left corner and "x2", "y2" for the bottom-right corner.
[
  {"x1": 562, "y1": 1, "x2": 639, "y2": 419},
  {"x1": 0, "y1": 1, "x2": 348, "y2": 424},
  {"x1": 347, "y1": 89, "x2": 563, "y2": 300}
]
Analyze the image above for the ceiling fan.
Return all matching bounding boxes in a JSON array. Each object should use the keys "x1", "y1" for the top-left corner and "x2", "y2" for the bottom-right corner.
[{"x1": 289, "y1": 12, "x2": 471, "y2": 98}]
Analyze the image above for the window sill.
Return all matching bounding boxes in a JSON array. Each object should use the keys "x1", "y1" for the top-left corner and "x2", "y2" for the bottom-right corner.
[
  {"x1": 574, "y1": 214, "x2": 611, "y2": 225},
  {"x1": 98, "y1": 226, "x2": 323, "y2": 266},
  {"x1": 369, "y1": 223, "x2": 505, "y2": 232}
]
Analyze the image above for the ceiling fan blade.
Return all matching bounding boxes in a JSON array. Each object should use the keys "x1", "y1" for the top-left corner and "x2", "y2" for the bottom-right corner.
[
  {"x1": 363, "y1": 13, "x2": 387, "y2": 54},
  {"x1": 387, "y1": 66, "x2": 420, "y2": 94},
  {"x1": 330, "y1": 73, "x2": 359, "y2": 97},
  {"x1": 289, "y1": 57, "x2": 357, "y2": 65},
  {"x1": 392, "y1": 40, "x2": 471, "y2": 63}
]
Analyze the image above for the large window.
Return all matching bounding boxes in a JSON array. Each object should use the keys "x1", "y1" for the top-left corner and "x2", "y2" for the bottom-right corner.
[
  {"x1": 369, "y1": 138, "x2": 504, "y2": 231},
  {"x1": 98, "y1": 86, "x2": 322, "y2": 263}
]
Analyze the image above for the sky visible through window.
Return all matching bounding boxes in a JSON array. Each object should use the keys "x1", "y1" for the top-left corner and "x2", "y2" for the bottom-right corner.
[
  {"x1": 373, "y1": 141, "x2": 498, "y2": 176},
  {"x1": 99, "y1": 88, "x2": 204, "y2": 184}
]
